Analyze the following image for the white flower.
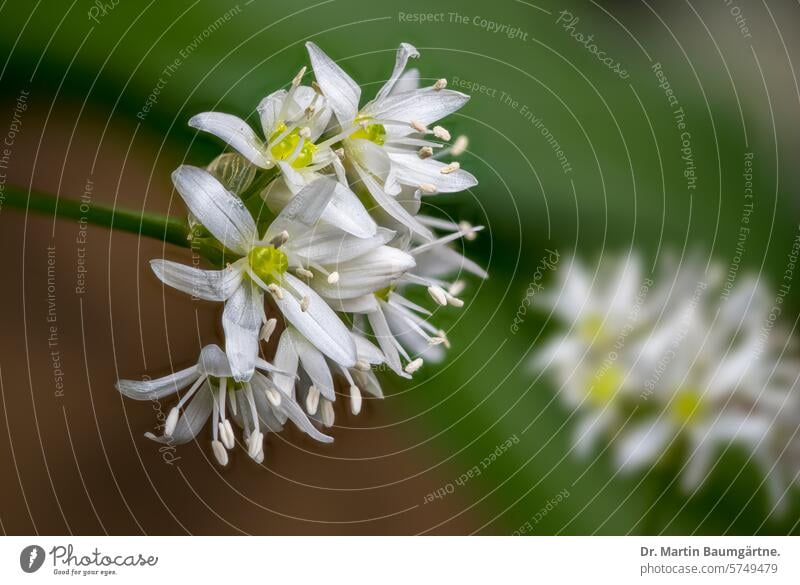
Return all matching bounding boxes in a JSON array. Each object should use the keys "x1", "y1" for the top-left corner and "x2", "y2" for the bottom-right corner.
[
  {"x1": 305, "y1": 42, "x2": 477, "y2": 239},
  {"x1": 328, "y1": 221, "x2": 486, "y2": 375},
  {"x1": 189, "y1": 73, "x2": 376, "y2": 238},
  {"x1": 116, "y1": 344, "x2": 331, "y2": 466},
  {"x1": 533, "y1": 253, "x2": 800, "y2": 511},
  {"x1": 270, "y1": 328, "x2": 388, "y2": 421}
]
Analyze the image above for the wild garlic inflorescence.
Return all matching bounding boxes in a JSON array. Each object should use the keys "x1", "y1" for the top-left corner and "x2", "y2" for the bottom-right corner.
[
  {"x1": 116, "y1": 43, "x2": 485, "y2": 466},
  {"x1": 532, "y1": 255, "x2": 800, "y2": 513}
]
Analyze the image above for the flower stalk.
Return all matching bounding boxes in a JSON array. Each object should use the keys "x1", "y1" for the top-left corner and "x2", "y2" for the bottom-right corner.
[{"x1": 2, "y1": 184, "x2": 190, "y2": 248}]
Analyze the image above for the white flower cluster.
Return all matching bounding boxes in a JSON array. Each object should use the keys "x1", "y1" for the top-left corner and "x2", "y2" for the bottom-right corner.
[
  {"x1": 533, "y1": 254, "x2": 800, "y2": 512},
  {"x1": 117, "y1": 43, "x2": 486, "y2": 465}
]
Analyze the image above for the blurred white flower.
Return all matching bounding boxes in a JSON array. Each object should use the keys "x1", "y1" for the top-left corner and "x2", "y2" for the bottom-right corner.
[
  {"x1": 534, "y1": 253, "x2": 800, "y2": 511},
  {"x1": 116, "y1": 345, "x2": 331, "y2": 466}
]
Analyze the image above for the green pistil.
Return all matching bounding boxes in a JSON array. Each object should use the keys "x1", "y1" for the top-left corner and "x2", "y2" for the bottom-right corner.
[
  {"x1": 374, "y1": 285, "x2": 395, "y2": 301},
  {"x1": 247, "y1": 245, "x2": 288, "y2": 285},
  {"x1": 350, "y1": 117, "x2": 387, "y2": 145},
  {"x1": 268, "y1": 123, "x2": 317, "y2": 168},
  {"x1": 670, "y1": 389, "x2": 706, "y2": 424}
]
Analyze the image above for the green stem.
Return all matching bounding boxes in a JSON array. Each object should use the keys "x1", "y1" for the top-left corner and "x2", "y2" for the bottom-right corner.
[{"x1": 2, "y1": 185, "x2": 189, "y2": 248}]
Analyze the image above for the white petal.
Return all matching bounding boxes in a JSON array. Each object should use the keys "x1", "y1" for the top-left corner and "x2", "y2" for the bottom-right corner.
[
  {"x1": 258, "y1": 88, "x2": 330, "y2": 139},
  {"x1": 352, "y1": 332, "x2": 384, "y2": 364},
  {"x1": 197, "y1": 344, "x2": 234, "y2": 378},
  {"x1": 266, "y1": 175, "x2": 339, "y2": 237},
  {"x1": 274, "y1": 274, "x2": 357, "y2": 367},
  {"x1": 389, "y1": 68, "x2": 420, "y2": 95},
  {"x1": 145, "y1": 382, "x2": 213, "y2": 445},
  {"x1": 289, "y1": 329, "x2": 335, "y2": 400},
  {"x1": 306, "y1": 42, "x2": 360, "y2": 125},
  {"x1": 387, "y1": 153, "x2": 478, "y2": 193},
  {"x1": 286, "y1": 224, "x2": 394, "y2": 266},
  {"x1": 353, "y1": 161, "x2": 434, "y2": 240},
  {"x1": 314, "y1": 246, "x2": 415, "y2": 300},
  {"x1": 150, "y1": 259, "x2": 243, "y2": 301},
  {"x1": 276, "y1": 385, "x2": 333, "y2": 443},
  {"x1": 615, "y1": 418, "x2": 674, "y2": 471},
  {"x1": 367, "y1": 308, "x2": 405, "y2": 376},
  {"x1": 271, "y1": 330, "x2": 300, "y2": 397},
  {"x1": 328, "y1": 294, "x2": 380, "y2": 314},
  {"x1": 373, "y1": 42, "x2": 419, "y2": 102},
  {"x1": 172, "y1": 166, "x2": 257, "y2": 255},
  {"x1": 322, "y1": 181, "x2": 377, "y2": 238},
  {"x1": 222, "y1": 282, "x2": 264, "y2": 381},
  {"x1": 116, "y1": 365, "x2": 199, "y2": 400},
  {"x1": 362, "y1": 87, "x2": 468, "y2": 128},
  {"x1": 189, "y1": 112, "x2": 270, "y2": 168}
]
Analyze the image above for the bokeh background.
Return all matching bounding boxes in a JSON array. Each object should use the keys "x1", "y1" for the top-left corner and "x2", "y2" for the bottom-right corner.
[{"x1": 1, "y1": 0, "x2": 800, "y2": 534}]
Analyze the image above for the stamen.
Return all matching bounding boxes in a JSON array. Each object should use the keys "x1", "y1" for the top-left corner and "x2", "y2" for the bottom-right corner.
[
  {"x1": 355, "y1": 359, "x2": 371, "y2": 372},
  {"x1": 321, "y1": 400, "x2": 335, "y2": 427},
  {"x1": 212, "y1": 440, "x2": 229, "y2": 466},
  {"x1": 405, "y1": 358, "x2": 424, "y2": 374},
  {"x1": 292, "y1": 66, "x2": 307, "y2": 87},
  {"x1": 267, "y1": 284, "x2": 284, "y2": 300},
  {"x1": 299, "y1": 126, "x2": 311, "y2": 139},
  {"x1": 306, "y1": 385, "x2": 320, "y2": 415},
  {"x1": 429, "y1": 336, "x2": 446, "y2": 346},
  {"x1": 350, "y1": 385, "x2": 362, "y2": 415},
  {"x1": 452, "y1": 135, "x2": 468, "y2": 156},
  {"x1": 459, "y1": 220, "x2": 477, "y2": 241},
  {"x1": 270, "y1": 230, "x2": 290, "y2": 247},
  {"x1": 295, "y1": 267, "x2": 314, "y2": 279},
  {"x1": 327, "y1": 271, "x2": 340, "y2": 284},
  {"x1": 449, "y1": 280, "x2": 466, "y2": 296},
  {"x1": 260, "y1": 318, "x2": 278, "y2": 342},
  {"x1": 438, "y1": 329, "x2": 452, "y2": 349},
  {"x1": 446, "y1": 292, "x2": 465, "y2": 308},
  {"x1": 433, "y1": 126, "x2": 451, "y2": 141},
  {"x1": 410, "y1": 120, "x2": 428, "y2": 133},
  {"x1": 219, "y1": 419, "x2": 235, "y2": 450},
  {"x1": 440, "y1": 162, "x2": 460, "y2": 175},
  {"x1": 164, "y1": 407, "x2": 180, "y2": 437},
  {"x1": 265, "y1": 386, "x2": 282, "y2": 407},
  {"x1": 418, "y1": 146, "x2": 433, "y2": 159},
  {"x1": 428, "y1": 285, "x2": 448, "y2": 306},
  {"x1": 247, "y1": 429, "x2": 263, "y2": 460},
  {"x1": 419, "y1": 183, "x2": 437, "y2": 194},
  {"x1": 433, "y1": 78, "x2": 447, "y2": 90},
  {"x1": 300, "y1": 295, "x2": 311, "y2": 312},
  {"x1": 312, "y1": 81, "x2": 323, "y2": 95}
]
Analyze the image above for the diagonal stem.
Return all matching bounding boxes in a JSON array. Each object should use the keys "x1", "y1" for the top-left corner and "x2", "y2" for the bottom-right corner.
[{"x1": 1, "y1": 185, "x2": 190, "y2": 248}]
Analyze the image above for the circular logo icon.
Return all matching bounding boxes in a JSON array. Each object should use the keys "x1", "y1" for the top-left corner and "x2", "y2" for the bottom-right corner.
[{"x1": 19, "y1": 545, "x2": 46, "y2": 573}]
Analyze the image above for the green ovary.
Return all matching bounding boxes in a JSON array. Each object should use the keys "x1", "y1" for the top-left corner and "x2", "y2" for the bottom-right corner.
[
  {"x1": 247, "y1": 245, "x2": 288, "y2": 285},
  {"x1": 670, "y1": 389, "x2": 706, "y2": 424},
  {"x1": 374, "y1": 285, "x2": 395, "y2": 301},
  {"x1": 350, "y1": 117, "x2": 387, "y2": 145},
  {"x1": 269, "y1": 124, "x2": 317, "y2": 168}
]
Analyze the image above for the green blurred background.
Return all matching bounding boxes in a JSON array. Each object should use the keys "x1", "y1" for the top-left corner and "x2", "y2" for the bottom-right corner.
[{"x1": 1, "y1": 0, "x2": 799, "y2": 534}]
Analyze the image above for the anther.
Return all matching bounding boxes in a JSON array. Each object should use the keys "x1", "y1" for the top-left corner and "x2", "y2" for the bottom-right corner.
[
  {"x1": 219, "y1": 419, "x2": 236, "y2": 449},
  {"x1": 418, "y1": 146, "x2": 434, "y2": 159},
  {"x1": 260, "y1": 318, "x2": 277, "y2": 342},
  {"x1": 433, "y1": 78, "x2": 448, "y2": 90},
  {"x1": 164, "y1": 407, "x2": 180, "y2": 437},
  {"x1": 327, "y1": 271, "x2": 340, "y2": 284},
  {"x1": 350, "y1": 385, "x2": 362, "y2": 415},
  {"x1": 433, "y1": 126, "x2": 451, "y2": 141},
  {"x1": 428, "y1": 285, "x2": 448, "y2": 306},
  {"x1": 212, "y1": 440, "x2": 229, "y2": 466},
  {"x1": 292, "y1": 66, "x2": 307, "y2": 87},
  {"x1": 404, "y1": 358, "x2": 424, "y2": 374},
  {"x1": 410, "y1": 120, "x2": 428, "y2": 133},
  {"x1": 265, "y1": 387, "x2": 282, "y2": 407},
  {"x1": 419, "y1": 183, "x2": 437, "y2": 194},
  {"x1": 300, "y1": 295, "x2": 310, "y2": 312},
  {"x1": 321, "y1": 400, "x2": 335, "y2": 427},
  {"x1": 355, "y1": 359, "x2": 371, "y2": 372},
  {"x1": 451, "y1": 135, "x2": 468, "y2": 156},
  {"x1": 440, "y1": 162, "x2": 460, "y2": 174},
  {"x1": 267, "y1": 284, "x2": 284, "y2": 299},
  {"x1": 306, "y1": 385, "x2": 320, "y2": 415}
]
